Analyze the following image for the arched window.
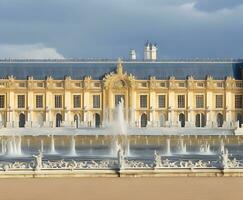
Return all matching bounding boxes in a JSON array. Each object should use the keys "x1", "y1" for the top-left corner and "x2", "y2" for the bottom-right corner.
[
  {"x1": 95, "y1": 113, "x2": 101, "y2": 128},
  {"x1": 179, "y1": 113, "x2": 185, "y2": 127},
  {"x1": 195, "y1": 114, "x2": 200, "y2": 127},
  {"x1": 74, "y1": 114, "x2": 79, "y2": 128},
  {"x1": 237, "y1": 113, "x2": 242, "y2": 128},
  {"x1": 19, "y1": 113, "x2": 25, "y2": 128},
  {"x1": 195, "y1": 113, "x2": 206, "y2": 127},
  {"x1": 217, "y1": 113, "x2": 224, "y2": 127},
  {"x1": 141, "y1": 113, "x2": 147, "y2": 127},
  {"x1": 56, "y1": 113, "x2": 62, "y2": 127}
]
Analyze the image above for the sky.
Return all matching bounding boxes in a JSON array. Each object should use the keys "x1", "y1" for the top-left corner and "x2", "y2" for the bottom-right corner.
[{"x1": 0, "y1": 0, "x2": 243, "y2": 59}]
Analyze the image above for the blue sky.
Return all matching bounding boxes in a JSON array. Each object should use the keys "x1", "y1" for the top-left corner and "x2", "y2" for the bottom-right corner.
[{"x1": 0, "y1": 0, "x2": 243, "y2": 59}]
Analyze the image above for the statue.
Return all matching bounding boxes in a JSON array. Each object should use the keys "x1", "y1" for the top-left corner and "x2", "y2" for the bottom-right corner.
[
  {"x1": 154, "y1": 150, "x2": 162, "y2": 168},
  {"x1": 220, "y1": 148, "x2": 229, "y2": 169},
  {"x1": 33, "y1": 150, "x2": 43, "y2": 171},
  {"x1": 117, "y1": 146, "x2": 125, "y2": 170}
]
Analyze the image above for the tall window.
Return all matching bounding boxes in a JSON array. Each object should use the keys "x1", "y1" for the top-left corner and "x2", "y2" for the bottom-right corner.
[
  {"x1": 196, "y1": 95, "x2": 204, "y2": 108},
  {"x1": 115, "y1": 95, "x2": 125, "y2": 106},
  {"x1": 158, "y1": 95, "x2": 166, "y2": 108},
  {"x1": 73, "y1": 95, "x2": 81, "y2": 108},
  {"x1": 0, "y1": 95, "x2": 5, "y2": 108},
  {"x1": 140, "y1": 95, "x2": 147, "y2": 108},
  {"x1": 235, "y1": 95, "x2": 243, "y2": 109},
  {"x1": 17, "y1": 95, "x2": 25, "y2": 108},
  {"x1": 177, "y1": 95, "x2": 185, "y2": 108},
  {"x1": 93, "y1": 95, "x2": 100, "y2": 108},
  {"x1": 216, "y1": 95, "x2": 223, "y2": 108},
  {"x1": 55, "y1": 95, "x2": 62, "y2": 108},
  {"x1": 36, "y1": 95, "x2": 43, "y2": 108}
]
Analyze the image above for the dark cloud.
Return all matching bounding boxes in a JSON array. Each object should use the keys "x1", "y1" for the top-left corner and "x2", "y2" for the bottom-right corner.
[
  {"x1": 194, "y1": 0, "x2": 243, "y2": 12},
  {"x1": 0, "y1": 0, "x2": 243, "y2": 59}
]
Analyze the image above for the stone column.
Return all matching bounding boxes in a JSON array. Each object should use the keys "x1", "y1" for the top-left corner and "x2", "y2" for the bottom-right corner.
[
  {"x1": 102, "y1": 89, "x2": 106, "y2": 126},
  {"x1": 130, "y1": 89, "x2": 136, "y2": 127}
]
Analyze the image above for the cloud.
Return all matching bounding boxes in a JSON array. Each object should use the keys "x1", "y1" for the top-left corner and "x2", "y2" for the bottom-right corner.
[
  {"x1": 0, "y1": 43, "x2": 64, "y2": 59},
  {"x1": 194, "y1": 0, "x2": 243, "y2": 12},
  {"x1": 0, "y1": 0, "x2": 243, "y2": 59}
]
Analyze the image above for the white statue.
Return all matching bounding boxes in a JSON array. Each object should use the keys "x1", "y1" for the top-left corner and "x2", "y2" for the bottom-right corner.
[
  {"x1": 154, "y1": 150, "x2": 162, "y2": 168},
  {"x1": 33, "y1": 150, "x2": 43, "y2": 171},
  {"x1": 117, "y1": 146, "x2": 125, "y2": 170},
  {"x1": 220, "y1": 148, "x2": 229, "y2": 169}
]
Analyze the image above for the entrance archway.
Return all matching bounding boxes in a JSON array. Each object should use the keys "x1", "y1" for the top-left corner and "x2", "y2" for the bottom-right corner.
[
  {"x1": 95, "y1": 113, "x2": 101, "y2": 128},
  {"x1": 217, "y1": 113, "x2": 224, "y2": 127},
  {"x1": 179, "y1": 113, "x2": 185, "y2": 127},
  {"x1": 19, "y1": 113, "x2": 25, "y2": 128},
  {"x1": 56, "y1": 113, "x2": 62, "y2": 127},
  {"x1": 141, "y1": 113, "x2": 147, "y2": 127}
]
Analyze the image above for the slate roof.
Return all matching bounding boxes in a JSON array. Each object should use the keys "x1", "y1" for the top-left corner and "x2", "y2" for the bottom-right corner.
[{"x1": 0, "y1": 60, "x2": 242, "y2": 80}]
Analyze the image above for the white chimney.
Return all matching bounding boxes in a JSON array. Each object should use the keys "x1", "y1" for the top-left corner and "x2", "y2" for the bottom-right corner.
[
  {"x1": 144, "y1": 41, "x2": 151, "y2": 60},
  {"x1": 150, "y1": 44, "x2": 157, "y2": 61},
  {"x1": 129, "y1": 49, "x2": 136, "y2": 60}
]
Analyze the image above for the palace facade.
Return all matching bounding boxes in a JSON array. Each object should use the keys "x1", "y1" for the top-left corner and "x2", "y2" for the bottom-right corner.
[{"x1": 0, "y1": 59, "x2": 242, "y2": 129}]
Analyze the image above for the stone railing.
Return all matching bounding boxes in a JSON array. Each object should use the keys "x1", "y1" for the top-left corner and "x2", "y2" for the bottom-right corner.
[{"x1": 0, "y1": 149, "x2": 242, "y2": 172}]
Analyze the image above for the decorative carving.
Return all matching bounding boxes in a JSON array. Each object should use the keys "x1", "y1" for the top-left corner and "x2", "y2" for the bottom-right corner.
[
  {"x1": 0, "y1": 151, "x2": 243, "y2": 172},
  {"x1": 113, "y1": 80, "x2": 126, "y2": 89}
]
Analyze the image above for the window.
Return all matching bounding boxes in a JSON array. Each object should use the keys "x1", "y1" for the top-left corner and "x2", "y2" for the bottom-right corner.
[
  {"x1": 178, "y1": 82, "x2": 185, "y2": 87},
  {"x1": 36, "y1": 95, "x2": 43, "y2": 108},
  {"x1": 140, "y1": 95, "x2": 147, "y2": 108},
  {"x1": 18, "y1": 95, "x2": 25, "y2": 108},
  {"x1": 94, "y1": 83, "x2": 100, "y2": 87},
  {"x1": 141, "y1": 82, "x2": 147, "y2": 87},
  {"x1": 115, "y1": 95, "x2": 125, "y2": 106},
  {"x1": 0, "y1": 95, "x2": 5, "y2": 108},
  {"x1": 177, "y1": 95, "x2": 185, "y2": 108},
  {"x1": 217, "y1": 82, "x2": 223, "y2": 88},
  {"x1": 37, "y1": 82, "x2": 44, "y2": 87},
  {"x1": 75, "y1": 82, "x2": 82, "y2": 87},
  {"x1": 55, "y1": 95, "x2": 62, "y2": 108},
  {"x1": 235, "y1": 95, "x2": 243, "y2": 109},
  {"x1": 19, "y1": 82, "x2": 26, "y2": 87},
  {"x1": 197, "y1": 82, "x2": 204, "y2": 87},
  {"x1": 196, "y1": 95, "x2": 204, "y2": 108},
  {"x1": 160, "y1": 82, "x2": 166, "y2": 87},
  {"x1": 216, "y1": 95, "x2": 223, "y2": 108},
  {"x1": 158, "y1": 95, "x2": 166, "y2": 108},
  {"x1": 236, "y1": 82, "x2": 243, "y2": 88},
  {"x1": 73, "y1": 95, "x2": 81, "y2": 108},
  {"x1": 93, "y1": 95, "x2": 100, "y2": 108}
]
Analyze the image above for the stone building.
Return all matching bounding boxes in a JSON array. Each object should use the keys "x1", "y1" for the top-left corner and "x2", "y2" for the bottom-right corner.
[{"x1": 0, "y1": 59, "x2": 242, "y2": 129}]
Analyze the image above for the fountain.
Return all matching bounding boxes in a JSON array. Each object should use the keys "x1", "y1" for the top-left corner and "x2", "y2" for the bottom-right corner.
[
  {"x1": 220, "y1": 139, "x2": 225, "y2": 153},
  {"x1": 165, "y1": 138, "x2": 171, "y2": 155},
  {"x1": 40, "y1": 139, "x2": 44, "y2": 153},
  {"x1": 179, "y1": 139, "x2": 187, "y2": 154},
  {"x1": 5, "y1": 136, "x2": 22, "y2": 156},
  {"x1": 111, "y1": 98, "x2": 128, "y2": 156},
  {"x1": 199, "y1": 142, "x2": 211, "y2": 154},
  {"x1": 49, "y1": 135, "x2": 57, "y2": 154},
  {"x1": 69, "y1": 135, "x2": 77, "y2": 156},
  {"x1": 0, "y1": 96, "x2": 242, "y2": 176}
]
